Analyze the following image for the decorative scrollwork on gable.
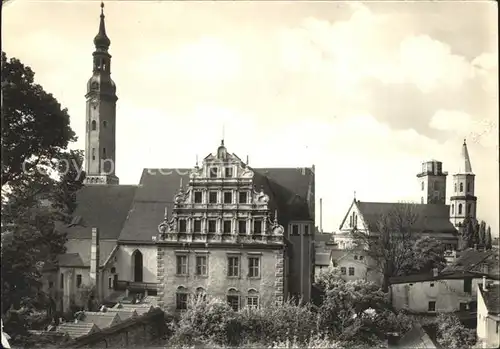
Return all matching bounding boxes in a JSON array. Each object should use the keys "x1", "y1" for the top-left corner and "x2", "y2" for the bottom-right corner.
[{"x1": 253, "y1": 188, "x2": 269, "y2": 205}]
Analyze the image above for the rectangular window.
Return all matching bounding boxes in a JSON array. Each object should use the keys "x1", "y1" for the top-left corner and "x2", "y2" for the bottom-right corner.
[
  {"x1": 428, "y1": 301, "x2": 436, "y2": 312},
  {"x1": 348, "y1": 267, "x2": 355, "y2": 276},
  {"x1": 464, "y1": 278, "x2": 472, "y2": 293},
  {"x1": 92, "y1": 148, "x2": 96, "y2": 161},
  {"x1": 238, "y1": 220, "x2": 247, "y2": 234},
  {"x1": 239, "y1": 192, "x2": 247, "y2": 204},
  {"x1": 354, "y1": 255, "x2": 358, "y2": 260},
  {"x1": 224, "y1": 192, "x2": 232, "y2": 204},
  {"x1": 248, "y1": 257, "x2": 260, "y2": 278},
  {"x1": 304, "y1": 225, "x2": 309, "y2": 235},
  {"x1": 227, "y1": 256, "x2": 240, "y2": 277},
  {"x1": 210, "y1": 167, "x2": 218, "y2": 178},
  {"x1": 76, "y1": 274, "x2": 82, "y2": 288},
  {"x1": 176, "y1": 255, "x2": 188, "y2": 275},
  {"x1": 225, "y1": 167, "x2": 233, "y2": 178},
  {"x1": 247, "y1": 296, "x2": 259, "y2": 309},
  {"x1": 292, "y1": 224, "x2": 299, "y2": 235},
  {"x1": 176, "y1": 293, "x2": 188, "y2": 310},
  {"x1": 193, "y1": 220, "x2": 202, "y2": 233},
  {"x1": 208, "y1": 220, "x2": 216, "y2": 233},
  {"x1": 223, "y1": 220, "x2": 232, "y2": 234},
  {"x1": 60, "y1": 273, "x2": 64, "y2": 288},
  {"x1": 179, "y1": 219, "x2": 187, "y2": 233},
  {"x1": 108, "y1": 277, "x2": 112, "y2": 289},
  {"x1": 359, "y1": 255, "x2": 364, "y2": 260},
  {"x1": 209, "y1": 191, "x2": 218, "y2": 204},
  {"x1": 430, "y1": 283, "x2": 435, "y2": 287},
  {"x1": 195, "y1": 256, "x2": 207, "y2": 276},
  {"x1": 227, "y1": 295, "x2": 239, "y2": 311},
  {"x1": 340, "y1": 267, "x2": 346, "y2": 275},
  {"x1": 253, "y1": 220, "x2": 262, "y2": 234},
  {"x1": 459, "y1": 302, "x2": 467, "y2": 311},
  {"x1": 194, "y1": 192, "x2": 202, "y2": 203}
]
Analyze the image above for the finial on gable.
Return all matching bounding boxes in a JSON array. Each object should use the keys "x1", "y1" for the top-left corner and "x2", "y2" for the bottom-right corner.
[
  {"x1": 354, "y1": 190, "x2": 356, "y2": 200},
  {"x1": 195, "y1": 154, "x2": 199, "y2": 167},
  {"x1": 164, "y1": 207, "x2": 168, "y2": 220},
  {"x1": 274, "y1": 209, "x2": 278, "y2": 223}
]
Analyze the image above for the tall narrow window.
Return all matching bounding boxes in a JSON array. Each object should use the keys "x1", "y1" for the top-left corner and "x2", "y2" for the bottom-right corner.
[
  {"x1": 227, "y1": 256, "x2": 240, "y2": 277},
  {"x1": 92, "y1": 148, "x2": 96, "y2": 160},
  {"x1": 454, "y1": 183, "x2": 457, "y2": 192},
  {"x1": 176, "y1": 286, "x2": 188, "y2": 310},
  {"x1": 195, "y1": 255, "x2": 208, "y2": 276},
  {"x1": 292, "y1": 224, "x2": 299, "y2": 235},
  {"x1": 348, "y1": 267, "x2": 355, "y2": 276},
  {"x1": 194, "y1": 192, "x2": 202, "y2": 203},
  {"x1": 458, "y1": 204, "x2": 463, "y2": 215},
  {"x1": 460, "y1": 183, "x2": 464, "y2": 192},
  {"x1": 227, "y1": 288, "x2": 240, "y2": 311},
  {"x1": 208, "y1": 220, "x2": 216, "y2": 233},
  {"x1": 103, "y1": 120, "x2": 107, "y2": 128},
  {"x1": 452, "y1": 204, "x2": 454, "y2": 214},
  {"x1": 102, "y1": 147, "x2": 106, "y2": 158},
  {"x1": 132, "y1": 250, "x2": 143, "y2": 282},
  {"x1": 304, "y1": 225, "x2": 309, "y2": 235},
  {"x1": 239, "y1": 192, "x2": 248, "y2": 204},
  {"x1": 179, "y1": 219, "x2": 187, "y2": 233},
  {"x1": 209, "y1": 192, "x2": 217, "y2": 204},
  {"x1": 60, "y1": 273, "x2": 64, "y2": 288},
  {"x1": 467, "y1": 204, "x2": 471, "y2": 215},
  {"x1": 76, "y1": 274, "x2": 82, "y2": 288},
  {"x1": 247, "y1": 289, "x2": 259, "y2": 310},
  {"x1": 248, "y1": 257, "x2": 260, "y2": 278},
  {"x1": 225, "y1": 167, "x2": 233, "y2": 178},
  {"x1": 467, "y1": 182, "x2": 471, "y2": 192},
  {"x1": 428, "y1": 301, "x2": 436, "y2": 312},
  {"x1": 193, "y1": 220, "x2": 202, "y2": 233},
  {"x1": 91, "y1": 120, "x2": 97, "y2": 130},
  {"x1": 238, "y1": 220, "x2": 247, "y2": 234},
  {"x1": 176, "y1": 255, "x2": 188, "y2": 276},
  {"x1": 210, "y1": 167, "x2": 218, "y2": 178},
  {"x1": 224, "y1": 192, "x2": 232, "y2": 204},
  {"x1": 223, "y1": 220, "x2": 232, "y2": 234},
  {"x1": 253, "y1": 220, "x2": 262, "y2": 234},
  {"x1": 421, "y1": 182, "x2": 424, "y2": 191}
]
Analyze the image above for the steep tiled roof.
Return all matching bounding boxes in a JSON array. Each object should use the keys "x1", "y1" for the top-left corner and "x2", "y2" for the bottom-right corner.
[
  {"x1": 443, "y1": 249, "x2": 500, "y2": 278},
  {"x1": 105, "y1": 308, "x2": 137, "y2": 321},
  {"x1": 480, "y1": 284, "x2": 500, "y2": 315},
  {"x1": 79, "y1": 312, "x2": 120, "y2": 330},
  {"x1": 57, "y1": 322, "x2": 98, "y2": 339},
  {"x1": 57, "y1": 253, "x2": 84, "y2": 267},
  {"x1": 356, "y1": 201, "x2": 456, "y2": 233},
  {"x1": 389, "y1": 271, "x2": 480, "y2": 284},
  {"x1": 59, "y1": 185, "x2": 137, "y2": 240},
  {"x1": 118, "y1": 167, "x2": 314, "y2": 243},
  {"x1": 396, "y1": 322, "x2": 438, "y2": 348},
  {"x1": 114, "y1": 302, "x2": 154, "y2": 315}
]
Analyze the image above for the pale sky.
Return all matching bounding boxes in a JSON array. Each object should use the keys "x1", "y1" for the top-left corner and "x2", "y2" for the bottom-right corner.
[{"x1": 3, "y1": 0, "x2": 499, "y2": 235}]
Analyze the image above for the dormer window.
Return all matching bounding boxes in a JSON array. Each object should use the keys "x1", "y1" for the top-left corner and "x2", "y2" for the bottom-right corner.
[
  {"x1": 210, "y1": 167, "x2": 218, "y2": 178},
  {"x1": 225, "y1": 167, "x2": 233, "y2": 178}
]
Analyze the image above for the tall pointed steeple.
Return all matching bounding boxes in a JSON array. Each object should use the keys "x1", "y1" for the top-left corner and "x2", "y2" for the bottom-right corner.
[
  {"x1": 458, "y1": 139, "x2": 473, "y2": 174},
  {"x1": 449, "y1": 139, "x2": 477, "y2": 228},
  {"x1": 94, "y1": 2, "x2": 110, "y2": 51},
  {"x1": 84, "y1": 2, "x2": 119, "y2": 185}
]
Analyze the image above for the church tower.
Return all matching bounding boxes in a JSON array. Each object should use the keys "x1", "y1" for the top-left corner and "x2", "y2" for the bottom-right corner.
[
  {"x1": 417, "y1": 160, "x2": 447, "y2": 204},
  {"x1": 450, "y1": 140, "x2": 476, "y2": 227},
  {"x1": 84, "y1": 2, "x2": 119, "y2": 185}
]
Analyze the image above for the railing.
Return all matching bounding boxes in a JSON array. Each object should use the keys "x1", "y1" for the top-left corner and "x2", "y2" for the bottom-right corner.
[{"x1": 115, "y1": 280, "x2": 159, "y2": 292}]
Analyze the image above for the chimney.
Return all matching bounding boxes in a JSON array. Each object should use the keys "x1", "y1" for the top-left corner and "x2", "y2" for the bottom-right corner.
[
  {"x1": 320, "y1": 198, "x2": 323, "y2": 233},
  {"x1": 432, "y1": 267, "x2": 438, "y2": 277},
  {"x1": 89, "y1": 228, "x2": 100, "y2": 300}
]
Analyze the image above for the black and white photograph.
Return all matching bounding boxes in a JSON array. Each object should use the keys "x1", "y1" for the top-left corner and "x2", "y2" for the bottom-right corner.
[{"x1": 1, "y1": 0, "x2": 498, "y2": 348}]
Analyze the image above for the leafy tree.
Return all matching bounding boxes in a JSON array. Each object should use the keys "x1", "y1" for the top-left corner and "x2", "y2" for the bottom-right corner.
[
  {"x1": 485, "y1": 226, "x2": 493, "y2": 250},
  {"x1": 350, "y1": 203, "x2": 419, "y2": 291},
  {"x1": 403, "y1": 236, "x2": 446, "y2": 274},
  {"x1": 1, "y1": 52, "x2": 84, "y2": 333},
  {"x1": 315, "y1": 266, "x2": 344, "y2": 291},
  {"x1": 317, "y1": 278, "x2": 412, "y2": 345},
  {"x1": 435, "y1": 313, "x2": 476, "y2": 349}
]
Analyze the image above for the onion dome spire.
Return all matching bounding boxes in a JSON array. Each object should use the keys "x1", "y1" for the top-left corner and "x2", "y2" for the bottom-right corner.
[{"x1": 94, "y1": 2, "x2": 110, "y2": 50}]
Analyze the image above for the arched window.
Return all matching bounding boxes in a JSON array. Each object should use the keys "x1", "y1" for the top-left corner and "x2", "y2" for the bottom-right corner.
[
  {"x1": 91, "y1": 120, "x2": 97, "y2": 131},
  {"x1": 458, "y1": 204, "x2": 463, "y2": 215},
  {"x1": 92, "y1": 148, "x2": 96, "y2": 161},
  {"x1": 460, "y1": 183, "x2": 464, "y2": 192},
  {"x1": 246, "y1": 289, "x2": 259, "y2": 310},
  {"x1": 467, "y1": 204, "x2": 471, "y2": 215},
  {"x1": 227, "y1": 288, "x2": 240, "y2": 311},
  {"x1": 176, "y1": 286, "x2": 188, "y2": 310},
  {"x1": 451, "y1": 204, "x2": 454, "y2": 214},
  {"x1": 195, "y1": 287, "x2": 206, "y2": 302},
  {"x1": 421, "y1": 182, "x2": 424, "y2": 191},
  {"x1": 132, "y1": 250, "x2": 143, "y2": 282}
]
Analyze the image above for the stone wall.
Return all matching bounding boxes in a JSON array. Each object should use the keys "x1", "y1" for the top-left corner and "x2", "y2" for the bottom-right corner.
[{"x1": 65, "y1": 308, "x2": 166, "y2": 348}]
